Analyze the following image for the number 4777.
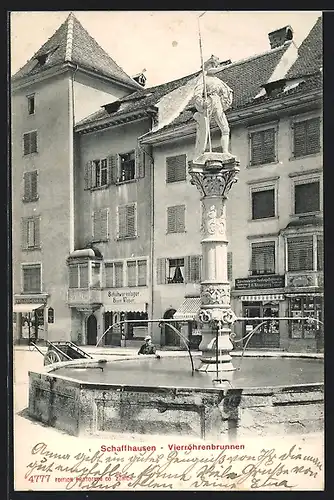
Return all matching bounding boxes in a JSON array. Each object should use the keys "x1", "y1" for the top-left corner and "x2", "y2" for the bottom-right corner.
[{"x1": 28, "y1": 475, "x2": 50, "y2": 483}]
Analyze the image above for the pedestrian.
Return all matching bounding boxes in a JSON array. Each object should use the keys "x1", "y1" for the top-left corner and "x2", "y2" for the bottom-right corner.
[{"x1": 138, "y1": 335, "x2": 161, "y2": 358}]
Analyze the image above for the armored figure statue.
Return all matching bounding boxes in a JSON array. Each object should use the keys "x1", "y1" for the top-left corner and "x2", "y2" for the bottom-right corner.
[{"x1": 193, "y1": 55, "x2": 233, "y2": 160}]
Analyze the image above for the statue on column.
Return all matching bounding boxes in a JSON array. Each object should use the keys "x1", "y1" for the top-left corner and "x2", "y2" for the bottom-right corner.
[{"x1": 193, "y1": 55, "x2": 234, "y2": 160}]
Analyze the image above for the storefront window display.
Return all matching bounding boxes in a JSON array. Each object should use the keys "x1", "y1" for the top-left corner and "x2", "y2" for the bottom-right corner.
[{"x1": 289, "y1": 295, "x2": 323, "y2": 339}]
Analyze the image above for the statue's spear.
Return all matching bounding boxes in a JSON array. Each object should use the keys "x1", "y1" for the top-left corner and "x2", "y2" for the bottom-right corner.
[{"x1": 198, "y1": 11, "x2": 212, "y2": 152}]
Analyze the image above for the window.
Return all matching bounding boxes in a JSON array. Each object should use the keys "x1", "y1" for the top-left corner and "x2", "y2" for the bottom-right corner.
[
  {"x1": 27, "y1": 95, "x2": 35, "y2": 115},
  {"x1": 23, "y1": 171, "x2": 38, "y2": 202},
  {"x1": 166, "y1": 154, "x2": 186, "y2": 183},
  {"x1": 91, "y1": 262, "x2": 101, "y2": 288},
  {"x1": 92, "y1": 159, "x2": 108, "y2": 188},
  {"x1": 294, "y1": 181, "x2": 320, "y2": 215},
  {"x1": 119, "y1": 151, "x2": 135, "y2": 182},
  {"x1": 92, "y1": 209, "x2": 109, "y2": 242},
  {"x1": 22, "y1": 264, "x2": 41, "y2": 293},
  {"x1": 167, "y1": 205, "x2": 186, "y2": 233},
  {"x1": 105, "y1": 262, "x2": 124, "y2": 288},
  {"x1": 252, "y1": 189, "x2": 275, "y2": 220},
  {"x1": 23, "y1": 131, "x2": 37, "y2": 155},
  {"x1": 127, "y1": 259, "x2": 147, "y2": 287},
  {"x1": 68, "y1": 263, "x2": 89, "y2": 288},
  {"x1": 289, "y1": 295, "x2": 323, "y2": 339},
  {"x1": 22, "y1": 217, "x2": 40, "y2": 249},
  {"x1": 317, "y1": 235, "x2": 323, "y2": 271},
  {"x1": 117, "y1": 204, "x2": 137, "y2": 239},
  {"x1": 292, "y1": 118, "x2": 320, "y2": 158},
  {"x1": 168, "y1": 258, "x2": 185, "y2": 283},
  {"x1": 250, "y1": 128, "x2": 276, "y2": 166},
  {"x1": 251, "y1": 242, "x2": 275, "y2": 275},
  {"x1": 287, "y1": 236, "x2": 313, "y2": 271},
  {"x1": 156, "y1": 255, "x2": 201, "y2": 284}
]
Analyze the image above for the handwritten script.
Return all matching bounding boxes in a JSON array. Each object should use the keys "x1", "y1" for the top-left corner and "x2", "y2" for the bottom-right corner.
[{"x1": 23, "y1": 441, "x2": 324, "y2": 491}]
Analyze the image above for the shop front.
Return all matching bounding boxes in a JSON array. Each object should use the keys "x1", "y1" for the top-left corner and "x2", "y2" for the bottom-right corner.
[
  {"x1": 102, "y1": 288, "x2": 149, "y2": 346},
  {"x1": 13, "y1": 294, "x2": 49, "y2": 344},
  {"x1": 173, "y1": 294, "x2": 202, "y2": 350},
  {"x1": 232, "y1": 275, "x2": 286, "y2": 350}
]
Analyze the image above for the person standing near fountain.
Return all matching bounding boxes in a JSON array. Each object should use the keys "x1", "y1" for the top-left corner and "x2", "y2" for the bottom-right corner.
[{"x1": 138, "y1": 335, "x2": 161, "y2": 358}]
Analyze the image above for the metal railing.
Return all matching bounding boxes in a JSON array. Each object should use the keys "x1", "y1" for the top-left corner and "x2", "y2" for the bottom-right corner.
[{"x1": 97, "y1": 318, "x2": 195, "y2": 375}]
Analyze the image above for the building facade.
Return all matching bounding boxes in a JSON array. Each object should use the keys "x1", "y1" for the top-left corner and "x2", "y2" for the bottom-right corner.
[{"x1": 11, "y1": 14, "x2": 323, "y2": 352}]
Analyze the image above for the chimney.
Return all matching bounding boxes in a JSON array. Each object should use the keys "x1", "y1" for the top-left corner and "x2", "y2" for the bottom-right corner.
[{"x1": 268, "y1": 25, "x2": 293, "y2": 49}]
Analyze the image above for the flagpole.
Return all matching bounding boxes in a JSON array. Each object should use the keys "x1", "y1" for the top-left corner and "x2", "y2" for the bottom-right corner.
[{"x1": 198, "y1": 12, "x2": 212, "y2": 152}]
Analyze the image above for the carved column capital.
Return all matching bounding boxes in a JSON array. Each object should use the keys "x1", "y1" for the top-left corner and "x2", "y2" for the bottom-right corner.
[{"x1": 189, "y1": 156, "x2": 240, "y2": 199}]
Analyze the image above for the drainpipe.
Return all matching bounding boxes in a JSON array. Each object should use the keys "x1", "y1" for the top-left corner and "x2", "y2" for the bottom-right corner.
[{"x1": 138, "y1": 122, "x2": 155, "y2": 339}]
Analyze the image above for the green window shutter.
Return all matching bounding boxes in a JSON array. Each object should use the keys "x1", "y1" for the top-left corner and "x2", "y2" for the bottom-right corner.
[
  {"x1": 227, "y1": 251, "x2": 232, "y2": 282},
  {"x1": 156, "y1": 258, "x2": 166, "y2": 284},
  {"x1": 107, "y1": 155, "x2": 118, "y2": 184},
  {"x1": 135, "y1": 147, "x2": 145, "y2": 178},
  {"x1": 166, "y1": 154, "x2": 186, "y2": 183}
]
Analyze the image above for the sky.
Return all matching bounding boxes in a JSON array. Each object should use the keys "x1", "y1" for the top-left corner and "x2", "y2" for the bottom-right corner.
[{"x1": 10, "y1": 10, "x2": 322, "y2": 87}]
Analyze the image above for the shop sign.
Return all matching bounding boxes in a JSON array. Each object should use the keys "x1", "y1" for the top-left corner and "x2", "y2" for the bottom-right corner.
[
  {"x1": 234, "y1": 275, "x2": 285, "y2": 290},
  {"x1": 103, "y1": 288, "x2": 149, "y2": 306}
]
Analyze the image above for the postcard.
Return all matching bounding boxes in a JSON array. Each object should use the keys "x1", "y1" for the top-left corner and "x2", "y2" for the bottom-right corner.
[{"x1": 10, "y1": 10, "x2": 324, "y2": 492}]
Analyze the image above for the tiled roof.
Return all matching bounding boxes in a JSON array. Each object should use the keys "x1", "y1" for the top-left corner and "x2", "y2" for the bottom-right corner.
[
  {"x1": 286, "y1": 16, "x2": 322, "y2": 79},
  {"x1": 76, "y1": 17, "x2": 322, "y2": 133},
  {"x1": 76, "y1": 43, "x2": 289, "y2": 129},
  {"x1": 12, "y1": 13, "x2": 141, "y2": 89}
]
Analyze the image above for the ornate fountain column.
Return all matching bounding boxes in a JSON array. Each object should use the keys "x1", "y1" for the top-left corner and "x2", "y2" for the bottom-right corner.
[{"x1": 189, "y1": 152, "x2": 240, "y2": 377}]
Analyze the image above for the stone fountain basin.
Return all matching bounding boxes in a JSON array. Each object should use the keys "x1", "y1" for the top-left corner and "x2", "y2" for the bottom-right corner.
[{"x1": 28, "y1": 354, "x2": 324, "y2": 439}]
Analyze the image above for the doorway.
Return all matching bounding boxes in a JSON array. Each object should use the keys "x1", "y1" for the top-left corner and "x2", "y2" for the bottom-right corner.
[
  {"x1": 87, "y1": 314, "x2": 97, "y2": 345},
  {"x1": 243, "y1": 302, "x2": 280, "y2": 349},
  {"x1": 163, "y1": 308, "x2": 179, "y2": 346}
]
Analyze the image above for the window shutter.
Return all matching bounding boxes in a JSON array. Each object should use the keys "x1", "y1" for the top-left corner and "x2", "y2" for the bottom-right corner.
[
  {"x1": 84, "y1": 162, "x2": 92, "y2": 190},
  {"x1": 294, "y1": 182, "x2": 320, "y2": 214},
  {"x1": 156, "y1": 258, "x2": 166, "y2": 284},
  {"x1": 33, "y1": 217, "x2": 40, "y2": 247},
  {"x1": 293, "y1": 122, "x2": 306, "y2": 157},
  {"x1": 126, "y1": 204, "x2": 136, "y2": 238},
  {"x1": 138, "y1": 260, "x2": 147, "y2": 286},
  {"x1": 166, "y1": 154, "x2": 186, "y2": 183},
  {"x1": 227, "y1": 251, "x2": 232, "y2": 282},
  {"x1": 105, "y1": 263, "x2": 114, "y2": 288},
  {"x1": 23, "y1": 172, "x2": 30, "y2": 200},
  {"x1": 114, "y1": 262, "x2": 123, "y2": 287},
  {"x1": 263, "y1": 129, "x2": 275, "y2": 163},
  {"x1": 251, "y1": 129, "x2": 275, "y2": 165},
  {"x1": 251, "y1": 243, "x2": 275, "y2": 275},
  {"x1": 31, "y1": 131, "x2": 37, "y2": 153},
  {"x1": 135, "y1": 147, "x2": 145, "y2": 178},
  {"x1": 93, "y1": 209, "x2": 109, "y2": 241},
  {"x1": 31, "y1": 171, "x2": 38, "y2": 199},
  {"x1": 23, "y1": 134, "x2": 30, "y2": 155},
  {"x1": 117, "y1": 205, "x2": 126, "y2": 239},
  {"x1": 287, "y1": 237, "x2": 313, "y2": 271},
  {"x1": 107, "y1": 155, "x2": 118, "y2": 184},
  {"x1": 185, "y1": 255, "x2": 201, "y2": 283},
  {"x1": 167, "y1": 205, "x2": 185, "y2": 233},
  {"x1": 307, "y1": 118, "x2": 320, "y2": 155},
  {"x1": 21, "y1": 218, "x2": 28, "y2": 249}
]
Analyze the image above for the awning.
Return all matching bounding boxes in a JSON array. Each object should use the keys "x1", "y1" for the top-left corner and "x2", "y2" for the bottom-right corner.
[
  {"x1": 285, "y1": 293, "x2": 323, "y2": 298},
  {"x1": 13, "y1": 303, "x2": 45, "y2": 313},
  {"x1": 240, "y1": 294, "x2": 285, "y2": 302},
  {"x1": 174, "y1": 297, "x2": 201, "y2": 321},
  {"x1": 104, "y1": 303, "x2": 147, "y2": 313}
]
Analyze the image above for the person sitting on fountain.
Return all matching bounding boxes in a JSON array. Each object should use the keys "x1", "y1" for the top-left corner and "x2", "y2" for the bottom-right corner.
[{"x1": 138, "y1": 335, "x2": 161, "y2": 358}]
